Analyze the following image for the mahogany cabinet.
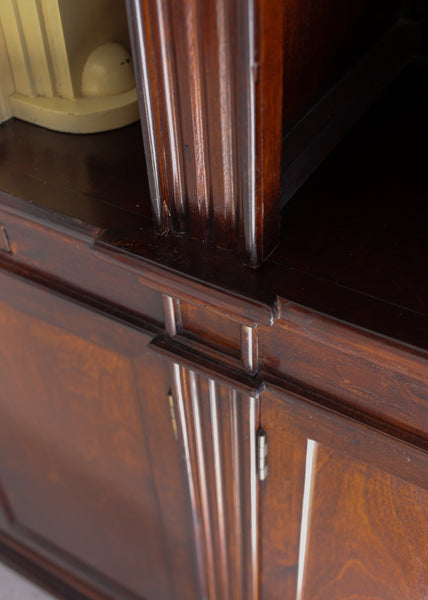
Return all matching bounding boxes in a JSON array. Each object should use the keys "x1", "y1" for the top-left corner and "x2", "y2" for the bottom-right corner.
[
  {"x1": 0, "y1": 1, "x2": 427, "y2": 599},
  {"x1": 0, "y1": 268, "x2": 199, "y2": 600},
  {"x1": 261, "y1": 387, "x2": 428, "y2": 599}
]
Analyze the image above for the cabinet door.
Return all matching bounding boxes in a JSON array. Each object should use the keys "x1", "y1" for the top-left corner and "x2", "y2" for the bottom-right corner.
[
  {"x1": 0, "y1": 268, "x2": 199, "y2": 600},
  {"x1": 261, "y1": 389, "x2": 428, "y2": 600}
]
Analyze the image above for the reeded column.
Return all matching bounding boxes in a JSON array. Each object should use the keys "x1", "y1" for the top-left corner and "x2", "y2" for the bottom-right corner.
[
  {"x1": 126, "y1": 0, "x2": 286, "y2": 266},
  {"x1": 157, "y1": 293, "x2": 264, "y2": 599}
]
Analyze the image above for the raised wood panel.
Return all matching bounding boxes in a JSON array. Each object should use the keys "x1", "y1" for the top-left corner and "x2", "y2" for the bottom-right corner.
[
  {"x1": 180, "y1": 301, "x2": 241, "y2": 358},
  {"x1": 300, "y1": 443, "x2": 428, "y2": 600},
  {"x1": 262, "y1": 391, "x2": 428, "y2": 600},
  {"x1": 280, "y1": 22, "x2": 420, "y2": 206},
  {"x1": 127, "y1": 0, "x2": 285, "y2": 265},
  {"x1": 262, "y1": 386, "x2": 428, "y2": 493},
  {"x1": 0, "y1": 268, "x2": 198, "y2": 600},
  {"x1": 171, "y1": 364, "x2": 260, "y2": 599}
]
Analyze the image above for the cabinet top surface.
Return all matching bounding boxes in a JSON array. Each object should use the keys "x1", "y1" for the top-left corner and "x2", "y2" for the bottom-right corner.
[{"x1": 0, "y1": 60, "x2": 426, "y2": 351}]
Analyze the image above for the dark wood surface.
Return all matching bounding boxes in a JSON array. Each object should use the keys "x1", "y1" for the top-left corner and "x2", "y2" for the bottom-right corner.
[
  {"x1": 260, "y1": 301, "x2": 428, "y2": 442},
  {"x1": 261, "y1": 389, "x2": 428, "y2": 599},
  {"x1": 281, "y1": 0, "x2": 401, "y2": 133},
  {"x1": 127, "y1": 0, "x2": 285, "y2": 265},
  {"x1": 260, "y1": 401, "x2": 306, "y2": 599},
  {"x1": 0, "y1": 9, "x2": 427, "y2": 600},
  {"x1": 124, "y1": 0, "x2": 408, "y2": 265},
  {"x1": 1, "y1": 59, "x2": 427, "y2": 349},
  {"x1": 301, "y1": 443, "x2": 428, "y2": 600},
  {"x1": 276, "y1": 58, "x2": 428, "y2": 316},
  {"x1": 0, "y1": 269, "x2": 199, "y2": 600},
  {"x1": 0, "y1": 118, "x2": 152, "y2": 226},
  {"x1": 168, "y1": 368, "x2": 260, "y2": 600},
  {"x1": 0, "y1": 61, "x2": 426, "y2": 440}
]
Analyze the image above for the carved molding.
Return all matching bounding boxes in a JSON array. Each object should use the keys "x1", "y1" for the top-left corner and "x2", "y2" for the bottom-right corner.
[
  {"x1": 171, "y1": 364, "x2": 260, "y2": 599},
  {"x1": 126, "y1": 0, "x2": 285, "y2": 265},
  {"x1": 161, "y1": 294, "x2": 263, "y2": 387}
]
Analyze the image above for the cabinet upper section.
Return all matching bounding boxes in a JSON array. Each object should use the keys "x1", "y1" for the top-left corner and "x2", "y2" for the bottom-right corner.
[{"x1": 127, "y1": 0, "x2": 411, "y2": 265}]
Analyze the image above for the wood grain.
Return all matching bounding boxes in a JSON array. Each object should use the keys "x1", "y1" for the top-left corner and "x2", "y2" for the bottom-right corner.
[
  {"x1": 127, "y1": 0, "x2": 286, "y2": 264},
  {"x1": 301, "y1": 444, "x2": 428, "y2": 600},
  {"x1": 260, "y1": 398, "x2": 307, "y2": 599},
  {"x1": 261, "y1": 390, "x2": 428, "y2": 600},
  {"x1": 263, "y1": 386, "x2": 428, "y2": 496},
  {"x1": 180, "y1": 301, "x2": 241, "y2": 358},
  {"x1": 0, "y1": 12, "x2": 426, "y2": 600},
  {"x1": 260, "y1": 303, "x2": 428, "y2": 440},
  {"x1": 0, "y1": 268, "x2": 198, "y2": 600}
]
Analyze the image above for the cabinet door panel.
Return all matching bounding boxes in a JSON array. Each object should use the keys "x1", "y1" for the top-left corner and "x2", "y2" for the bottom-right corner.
[
  {"x1": 0, "y1": 269, "x2": 198, "y2": 600},
  {"x1": 300, "y1": 443, "x2": 428, "y2": 600},
  {"x1": 261, "y1": 390, "x2": 428, "y2": 600}
]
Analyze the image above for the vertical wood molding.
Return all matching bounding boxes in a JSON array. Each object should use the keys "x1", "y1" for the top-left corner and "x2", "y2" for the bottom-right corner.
[
  {"x1": 171, "y1": 364, "x2": 207, "y2": 598},
  {"x1": 127, "y1": 0, "x2": 285, "y2": 265},
  {"x1": 216, "y1": 0, "x2": 237, "y2": 247},
  {"x1": 126, "y1": 0, "x2": 186, "y2": 233},
  {"x1": 171, "y1": 365, "x2": 261, "y2": 599},
  {"x1": 296, "y1": 439, "x2": 319, "y2": 600},
  {"x1": 240, "y1": 324, "x2": 259, "y2": 375},
  {"x1": 208, "y1": 379, "x2": 230, "y2": 597}
]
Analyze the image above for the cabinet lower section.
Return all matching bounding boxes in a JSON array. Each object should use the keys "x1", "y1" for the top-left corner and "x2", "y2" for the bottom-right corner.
[
  {"x1": 0, "y1": 268, "x2": 199, "y2": 600},
  {"x1": 0, "y1": 265, "x2": 427, "y2": 599},
  {"x1": 261, "y1": 393, "x2": 428, "y2": 599}
]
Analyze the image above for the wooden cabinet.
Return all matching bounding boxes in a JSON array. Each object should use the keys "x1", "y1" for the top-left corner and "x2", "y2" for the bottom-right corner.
[
  {"x1": 0, "y1": 1, "x2": 427, "y2": 599},
  {"x1": 299, "y1": 446, "x2": 428, "y2": 600},
  {"x1": 261, "y1": 390, "x2": 428, "y2": 600},
  {"x1": 0, "y1": 269, "x2": 199, "y2": 600}
]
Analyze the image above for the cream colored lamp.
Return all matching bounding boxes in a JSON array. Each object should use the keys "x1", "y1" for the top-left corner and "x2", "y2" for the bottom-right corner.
[{"x1": 0, "y1": 0, "x2": 139, "y2": 133}]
